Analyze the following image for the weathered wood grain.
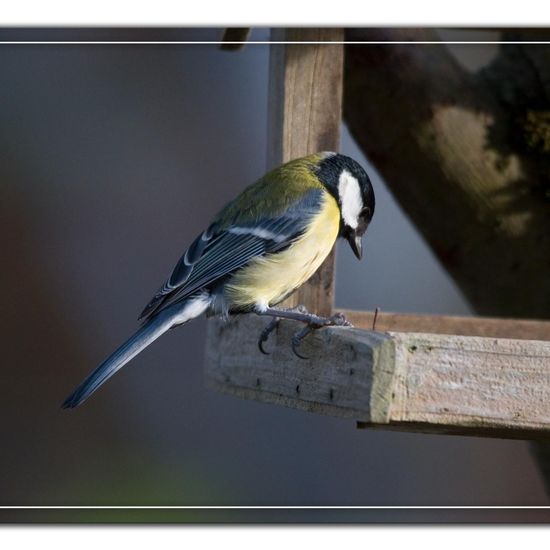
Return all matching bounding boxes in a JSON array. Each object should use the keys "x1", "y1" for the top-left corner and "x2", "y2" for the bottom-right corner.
[
  {"x1": 344, "y1": 310, "x2": 550, "y2": 341},
  {"x1": 384, "y1": 332, "x2": 550, "y2": 438},
  {"x1": 206, "y1": 315, "x2": 395, "y2": 423},
  {"x1": 267, "y1": 28, "x2": 344, "y2": 316},
  {"x1": 205, "y1": 315, "x2": 550, "y2": 439}
]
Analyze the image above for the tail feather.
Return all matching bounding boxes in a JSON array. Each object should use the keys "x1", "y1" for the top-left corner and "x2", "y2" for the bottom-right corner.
[{"x1": 62, "y1": 293, "x2": 211, "y2": 409}]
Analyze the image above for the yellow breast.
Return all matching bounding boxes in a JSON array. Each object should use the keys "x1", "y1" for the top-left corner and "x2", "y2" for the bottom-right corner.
[{"x1": 224, "y1": 192, "x2": 340, "y2": 310}]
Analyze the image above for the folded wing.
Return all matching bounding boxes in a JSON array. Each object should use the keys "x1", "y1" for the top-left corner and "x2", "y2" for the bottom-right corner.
[{"x1": 139, "y1": 189, "x2": 324, "y2": 321}]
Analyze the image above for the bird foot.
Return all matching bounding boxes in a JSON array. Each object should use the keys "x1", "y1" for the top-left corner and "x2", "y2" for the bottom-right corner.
[
  {"x1": 256, "y1": 305, "x2": 352, "y2": 359},
  {"x1": 257, "y1": 304, "x2": 308, "y2": 355},
  {"x1": 291, "y1": 312, "x2": 352, "y2": 359}
]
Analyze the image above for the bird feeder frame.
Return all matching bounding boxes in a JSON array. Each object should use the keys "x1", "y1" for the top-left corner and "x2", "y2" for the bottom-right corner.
[{"x1": 206, "y1": 28, "x2": 550, "y2": 440}]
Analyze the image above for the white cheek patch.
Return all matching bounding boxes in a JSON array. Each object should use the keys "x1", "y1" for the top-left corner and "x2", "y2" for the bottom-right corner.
[{"x1": 338, "y1": 170, "x2": 363, "y2": 229}]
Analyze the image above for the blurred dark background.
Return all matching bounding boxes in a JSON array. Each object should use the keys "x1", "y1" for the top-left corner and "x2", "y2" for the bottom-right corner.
[{"x1": 0, "y1": 27, "x2": 547, "y2": 512}]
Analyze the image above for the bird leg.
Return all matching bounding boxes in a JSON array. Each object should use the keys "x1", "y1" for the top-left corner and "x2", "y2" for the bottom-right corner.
[{"x1": 256, "y1": 306, "x2": 352, "y2": 359}]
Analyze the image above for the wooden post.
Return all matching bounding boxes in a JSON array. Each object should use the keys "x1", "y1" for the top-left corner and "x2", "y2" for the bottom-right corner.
[{"x1": 267, "y1": 28, "x2": 344, "y2": 316}]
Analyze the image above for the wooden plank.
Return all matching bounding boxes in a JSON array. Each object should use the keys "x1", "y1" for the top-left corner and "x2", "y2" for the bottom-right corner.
[
  {"x1": 206, "y1": 315, "x2": 396, "y2": 423},
  {"x1": 205, "y1": 315, "x2": 550, "y2": 440},
  {"x1": 344, "y1": 310, "x2": 550, "y2": 341},
  {"x1": 267, "y1": 28, "x2": 344, "y2": 316},
  {"x1": 377, "y1": 331, "x2": 550, "y2": 439}
]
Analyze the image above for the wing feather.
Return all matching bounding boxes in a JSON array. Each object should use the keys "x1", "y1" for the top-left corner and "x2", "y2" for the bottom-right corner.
[{"x1": 139, "y1": 189, "x2": 324, "y2": 321}]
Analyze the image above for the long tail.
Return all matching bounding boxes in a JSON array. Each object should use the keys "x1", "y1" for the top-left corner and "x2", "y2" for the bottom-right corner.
[{"x1": 61, "y1": 294, "x2": 211, "y2": 409}]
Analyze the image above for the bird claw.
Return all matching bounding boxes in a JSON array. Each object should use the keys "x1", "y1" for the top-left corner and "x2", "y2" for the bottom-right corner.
[
  {"x1": 290, "y1": 311, "x2": 352, "y2": 359},
  {"x1": 257, "y1": 306, "x2": 309, "y2": 355},
  {"x1": 258, "y1": 317, "x2": 280, "y2": 355},
  {"x1": 328, "y1": 312, "x2": 353, "y2": 328},
  {"x1": 291, "y1": 325, "x2": 314, "y2": 359}
]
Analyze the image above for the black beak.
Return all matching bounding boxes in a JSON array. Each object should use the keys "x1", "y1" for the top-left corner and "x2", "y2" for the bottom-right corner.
[{"x1": 347, "y1": 233, "x2": 362, "y2": 260}]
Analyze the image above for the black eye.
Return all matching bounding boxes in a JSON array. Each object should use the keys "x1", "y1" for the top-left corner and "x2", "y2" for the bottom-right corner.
[{"x1": 360, "y1": 206, "x2": 371, "y2": 218}]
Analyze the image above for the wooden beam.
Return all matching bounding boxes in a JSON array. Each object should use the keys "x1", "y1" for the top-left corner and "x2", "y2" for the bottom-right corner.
[
  {"x1": 344, "y1": 310, "x2": 550, "y2": 341},
  {"x1": 267, "y1": 28, "x2": 344, "y2": 316},
  {"x1": 206, "y1": 315, "x2": 395, "y2": 423},
  {"x1": 343, "y1": 28, "x2": 550, "y2": 319},
  {"x1": 205, "y1": 315, "x2": 550, "y2": 440}
]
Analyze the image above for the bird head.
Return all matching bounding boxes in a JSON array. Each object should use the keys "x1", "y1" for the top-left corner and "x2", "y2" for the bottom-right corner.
[{"x1": 315, "y1": 152, "x2": 375, "y2": 260}]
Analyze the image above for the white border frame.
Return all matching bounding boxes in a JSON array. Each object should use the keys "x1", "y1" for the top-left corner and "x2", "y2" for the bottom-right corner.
[{"x1": 1, "y1": 32, "x2": 549, "y2": 513}]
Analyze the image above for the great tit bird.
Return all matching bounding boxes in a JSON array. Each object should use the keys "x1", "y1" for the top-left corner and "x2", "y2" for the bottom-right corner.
[{"x1": 62, "y1": 152, "x2": 375, "y2": 408}]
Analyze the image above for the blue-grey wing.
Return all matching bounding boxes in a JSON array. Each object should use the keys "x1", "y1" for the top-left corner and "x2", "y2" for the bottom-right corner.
[{"x1": 139, "y1": 189, "x2": 324, "y2": 321}]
